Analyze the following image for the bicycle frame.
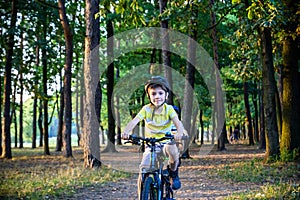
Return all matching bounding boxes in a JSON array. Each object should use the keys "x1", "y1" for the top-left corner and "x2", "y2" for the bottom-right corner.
[{"x1": 127, "y1": 134, "x2": 175, "y2": 200}]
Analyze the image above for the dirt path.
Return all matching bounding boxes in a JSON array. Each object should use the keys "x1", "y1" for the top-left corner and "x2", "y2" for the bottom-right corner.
[{"x1": 70, "y1": 143, "x2": 267, "y2": 200}]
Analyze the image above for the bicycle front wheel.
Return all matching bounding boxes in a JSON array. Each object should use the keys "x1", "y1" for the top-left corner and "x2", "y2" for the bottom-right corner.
[{"x1": 141, "y1": 176, "x2": 159, "y2": 200}]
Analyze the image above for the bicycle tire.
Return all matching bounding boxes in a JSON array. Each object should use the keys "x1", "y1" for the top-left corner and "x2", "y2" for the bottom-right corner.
[{"x1": 141, "y1": 176, "x2": 159, "y2": 200}]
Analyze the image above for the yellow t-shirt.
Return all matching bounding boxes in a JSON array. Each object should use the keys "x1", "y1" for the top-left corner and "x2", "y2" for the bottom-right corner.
[{"x1": 136, "y1": 103, "x2": 177, "y2": 138}]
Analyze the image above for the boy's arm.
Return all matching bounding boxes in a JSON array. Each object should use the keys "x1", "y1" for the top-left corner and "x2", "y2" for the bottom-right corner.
[
  {"x1": 121, "y1": 116, "x2": 140, "y2": 139},
  {"x1": 172, "y1": 116, "x2": 184, "y2": 140}
]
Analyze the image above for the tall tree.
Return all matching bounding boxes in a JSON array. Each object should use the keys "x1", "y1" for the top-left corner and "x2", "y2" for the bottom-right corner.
[
  {"x1": 83, "y1": 0, "x2": 101, "y2": 168},
  {"x1": 280, "y1": 0, "x2": 300, "y2": 159},
  {"x1": 233, "y1": 0, "x2": 279, "y2": 159},
  {"x1": 103, "y1": 7, "x2": 116, "y2": 152},
  {"x1": 260, "y1": 27, "x2": 279, "y2": 159},
  {"x1": 18, "y1": 13, "x2": 24, "y2": 148},
  {"x1": 38, "y1": 99, "x2": 43, "y2": 147},
  {"x1": 58, "y1": 0, "x2": 73, "y2": 158},
  {"x1": 1, "y1": 0, "x2": 17, "y2": 159},
  {"x1": 210, "y1": 0, "x2": 226, "y2": 151},
  {"x1": 116, "y1": 65, "x2": 122, "y2": 145},
  {"x1": 182, "y1": 1, "x2": 198, "y2": 158},
  {"x1": 243, "y1": 82, "x2": 254, "y2": 145},
  {"x1": 56, "y1": 87, "x2": 64, "y2": 151},
  {"x1": 32, "y1": 18, "x2": 41, "y2": 149},
  {"x1": 42, "y1": 8, "x2": 50, "y2": 155},
  {"x1": 159, "y1": 0, "x2": 173, "y2": 104}
]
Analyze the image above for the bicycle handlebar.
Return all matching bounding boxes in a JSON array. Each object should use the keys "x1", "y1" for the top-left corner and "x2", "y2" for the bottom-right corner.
[{"x1": 124, "y1": 133, "x2": 189, "y2": 145}]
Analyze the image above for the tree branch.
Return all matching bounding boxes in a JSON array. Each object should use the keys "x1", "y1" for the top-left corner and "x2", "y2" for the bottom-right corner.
[{"x1": 201, "y1": 3, "x2": 239, "y2": 34}]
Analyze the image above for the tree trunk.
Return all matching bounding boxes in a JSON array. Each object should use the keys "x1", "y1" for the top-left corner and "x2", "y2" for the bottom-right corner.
[
  {"x1": 42, "y1": 16, "x2": 50, "y2": 155},
  {"x1": 252, "y1": 85, "x2": 259, "y2": 143},
  {"x1": 80, "y1": 66, "x2": 84, "y2": 145},
  {"x1": 181, "y1": 2, "x2": 198, "y2": 158},
  {"x1": 32, "y1": 22, "x2": 40, "y2": 149},
  {"x1": 83, "y1": 0, "x2": 101, "y2": 168},
  {"x1": 32, "y1": 94, "x2": 37, "y2": 149},
  {"x1": 0, "y1": 78, "x2": 1, "y2": 155},
  {"x1": 95, "y1": 81, "x2": 102, "y2": 128},
  {"x1": 281, "y1": 36, "x2": 300, "y2": 155},
  {"x1": 275, "y1": 88, "x2": 282, "y2": 138},
  {"x1": 0, "y1": 71, "x2": 2, "y2": 155},
  {"x1": 1, "y1": 0, "x2": 17, "y2": 159},
  {"x1": 200, "y1": 110, "x2": 204, "y2": 145},
  {"x1": 258, "y1": 84, "x2": 266, "y2": 149},
  {"x1": 12, "y1": 82, "x2": 18, "y2": 147},
  {"x1": 76, "y1": 69, "x2": 81, "y2": 146},
  {"x1": 58, "y1": 0, "x2": 73, "y2": 158},
  {"x1": 159, "y1": 0, "x2": 173, "y2": 104},
  {"x1": 243, "y1": 82, "x2": 254, "y2": 145},
  {"x1": 280, "y1": 1, "x2": 300, "y2": 159},
  {"x1": 19, "y1": 75, "x2": 24, "y2": 148},
  {"x1": 56, "y1": 87, "x2": 64, "y2": 151},
  {"x1": 12, "y1": 109, "x2": 17, "y2": 148},
  {"x1": 19, "y1": 16, "x2": 24, "y2": 148},
  {"x1": 209, "y1": 0, "x2": 225, "y2": 150},
  {"x1": 260, "y1": 27, "x2": 279, "y2": 160},
  {"x1": 218, "y1": 124, "x2": 226, "y2": 151},
  {"x1": 38, "y1": 99, "x2": 43, "y2": 147},
  {"x1": 42, "y1": 57, "x2": 50, "y2": 155},
  {"x1": 116, "y1": 66, "x2": 122, "y2": 145},
  {"x1": 103, "y1": 17, "x2": 116, "y2": 153}
]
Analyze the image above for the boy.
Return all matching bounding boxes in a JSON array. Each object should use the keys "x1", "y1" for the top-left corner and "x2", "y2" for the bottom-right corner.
[{"x1": 122, "y1": 76, "x2": 184, "y2": 193}]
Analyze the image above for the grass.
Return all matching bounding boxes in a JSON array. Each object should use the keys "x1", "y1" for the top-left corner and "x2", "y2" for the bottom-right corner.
[
  {"x1": 0, "y1": 146, "x2": 131, "y2": 199},
  {"x1": 217, "y1": 159, "x2": 300, "y2": 199}
]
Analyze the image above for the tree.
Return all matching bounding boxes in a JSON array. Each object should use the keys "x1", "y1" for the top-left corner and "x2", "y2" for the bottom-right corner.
[
  {"x1": 32, "y1": 16, "x2": 41, "y2": 149},
  {"x1": 1, "y1": 0, "x2": 17, "y2": 159},
  {"x1": 19, "y1": 14, "x2": 24, "y2": 148},
  {"x1": 280, "y1": 0, "x2": 300, "y2": 159},
  {"x1": 260, "y1": 26, "x2": 280, "y2": 159},
  {"x1": 159, "y1": 0, "x2": 173, "y2": 104},
  {"x1": 243, "y1": 82, "x2": 254, "y2": 145},
  {"x1": 56, "y1": 87, "x2": 64, "y2": 151},
  {"x1": 102, "y1": 14, "x2": 117, "y2": 153},
  {"x1": 58, "y1": 0, "x2": 73, "y2": 158},
  {"x1": 182, "y1": 1, "x2": 198, "y2": 158},
  {"x1": 42, "y1": 9, "x2": 50, "y2": 156},
  {"x1": 83, "y1": 0, "x2": 101, "y2": 168},
  {"x1": 231, "y1": 0, "x2": 280, "y2": 159},
  {"x1": 210, "y1": 0, "x2": 226, "y2": 151}
]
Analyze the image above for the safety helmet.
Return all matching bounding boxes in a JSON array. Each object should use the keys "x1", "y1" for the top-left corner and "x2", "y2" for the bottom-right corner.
[{"x1": 144, "y1": 76, "x2": 170, "y2": 95}]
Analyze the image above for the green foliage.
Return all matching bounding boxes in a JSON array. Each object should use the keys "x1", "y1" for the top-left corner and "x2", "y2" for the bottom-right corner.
[
  {"x1": 227, "y1": 24, "x2": 262, "y2": 82},
  {"x1": 246, "y1": 0, "x2": 283, "y2": 29},
  {"x1": 232, "y1": 0, "x2": 242, "y2": 4},
  {"x1": 280, "y1": 148, "x2": 299, "y2": 162}
]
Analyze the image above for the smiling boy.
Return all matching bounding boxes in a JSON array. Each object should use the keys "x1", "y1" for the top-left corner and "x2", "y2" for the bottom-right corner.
[{"x1": 122, "y1": 76, "x2": 184, "y2": 194}]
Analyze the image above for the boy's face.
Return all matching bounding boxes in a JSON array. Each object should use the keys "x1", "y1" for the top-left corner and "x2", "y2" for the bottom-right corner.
[{"x1": 148, "y1": 86, "x2": 167, "y2": 107}]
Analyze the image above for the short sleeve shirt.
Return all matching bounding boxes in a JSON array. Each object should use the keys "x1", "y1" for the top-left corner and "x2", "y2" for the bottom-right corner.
[{"x1": 136, "y1": 103, "x2": 177, "y2": 138}]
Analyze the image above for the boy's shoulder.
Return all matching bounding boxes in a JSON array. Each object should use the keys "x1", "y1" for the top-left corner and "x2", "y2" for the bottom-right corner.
[{"x1": 164, "y1": 103, "x2": 175, "y2": 110}]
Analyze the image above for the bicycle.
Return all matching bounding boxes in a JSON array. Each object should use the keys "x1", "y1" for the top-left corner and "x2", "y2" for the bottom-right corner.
[{"x1": 125, "y1": 133, "x2": 187, "y2": 200}]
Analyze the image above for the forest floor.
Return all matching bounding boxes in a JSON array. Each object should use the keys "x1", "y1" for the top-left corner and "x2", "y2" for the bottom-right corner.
[{"x1": 68, "y1": 141, "x2": 294, "y2": 200}]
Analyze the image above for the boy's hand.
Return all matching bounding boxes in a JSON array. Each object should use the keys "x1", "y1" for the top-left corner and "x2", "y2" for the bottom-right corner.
[
  {"x1": 121, "y1": 132, "x2": 130, "y2": 140},
  {"x1": 174, "y1": 133, "x2": 183, "y2": 141}
]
